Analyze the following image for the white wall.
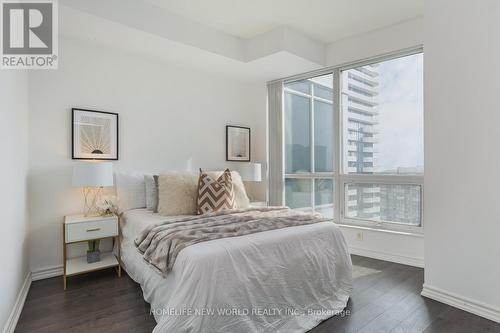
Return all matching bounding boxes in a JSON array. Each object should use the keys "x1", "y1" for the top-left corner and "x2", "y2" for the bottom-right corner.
[
  {"x1": 28, "y1": 37, "x2": 266, "y2": 273},
  {"x1": 341, "y1": 226, "x2": 423, "y2": 267},
  {"x1": 326, "y1": 17, "x2": 423, "y2": 67},
  {"x1": 0, "y1": 72, "x2": 30, "y2": 331},
  {"x1": 325, "y1": 17, "x2": 424, "y2": 266},
  {"x1": 423, "y1": 0, "x2": 500, "y2": 315}
]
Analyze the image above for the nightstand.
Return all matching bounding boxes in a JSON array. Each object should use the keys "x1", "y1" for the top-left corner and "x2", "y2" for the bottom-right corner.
[
  {"x1": 250, "y1": 201, "x2": 268, "y2": 207},
  {"x1": 63, "y1": 214, "x2": 121, "y2": 290}
]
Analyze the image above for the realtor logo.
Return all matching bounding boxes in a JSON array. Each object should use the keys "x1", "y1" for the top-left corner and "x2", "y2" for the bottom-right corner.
[{"x1": 1, "y1": 0, "x2": 58, "y2": 69}]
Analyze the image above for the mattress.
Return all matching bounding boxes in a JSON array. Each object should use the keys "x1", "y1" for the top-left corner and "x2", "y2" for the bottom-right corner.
[{"x1": 120, "y1": 208, "x2": 352, "y2": 333}]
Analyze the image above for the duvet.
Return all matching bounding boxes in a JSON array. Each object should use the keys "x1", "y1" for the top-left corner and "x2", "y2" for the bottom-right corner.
[{"x1": 120, "y1": 208, "x2": 352, "y2": 333}]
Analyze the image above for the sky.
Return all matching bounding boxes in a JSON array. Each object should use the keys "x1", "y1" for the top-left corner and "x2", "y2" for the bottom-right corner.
[{"x1": 373, "y1": 53, "x2": 424, "y2": 173}]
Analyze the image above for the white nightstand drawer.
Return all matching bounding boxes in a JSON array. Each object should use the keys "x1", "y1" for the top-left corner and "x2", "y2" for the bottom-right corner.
[{"x1": 66, "y1": 218, "x2": 118, "y2": 243}]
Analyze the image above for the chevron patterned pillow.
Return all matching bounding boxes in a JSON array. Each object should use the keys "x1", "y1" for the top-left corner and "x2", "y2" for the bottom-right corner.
[{"x1": 196, "y1": 169, "x2": 235, "y2": 215}]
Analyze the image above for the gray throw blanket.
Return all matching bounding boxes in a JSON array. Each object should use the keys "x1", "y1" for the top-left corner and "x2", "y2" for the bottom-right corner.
[{"x1": 135, "y1": 207, "x2": 330, "y2": 274}]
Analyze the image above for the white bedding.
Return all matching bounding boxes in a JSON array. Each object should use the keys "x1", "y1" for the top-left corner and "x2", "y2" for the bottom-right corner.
[{"x1": 120, "y1": 208, "x2": 352, "y2": 333}]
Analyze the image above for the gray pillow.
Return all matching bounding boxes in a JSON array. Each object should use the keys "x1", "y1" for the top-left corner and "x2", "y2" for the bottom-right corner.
[
  {"x1": 144, "y1": 175, "x2": 159, "y2": 212},
  {"x1": 153, "y1": 175, "x2": 159, "y2": 213}
]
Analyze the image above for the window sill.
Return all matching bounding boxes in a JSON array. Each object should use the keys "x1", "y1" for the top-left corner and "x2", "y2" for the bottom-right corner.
[{"x1": 335, "y1": 223, "x2": 424, "y2": 238}]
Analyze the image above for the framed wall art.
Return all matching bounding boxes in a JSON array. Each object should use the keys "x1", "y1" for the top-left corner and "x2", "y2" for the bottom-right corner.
[
  {"x1": 226, "y1": 125, "x2": 250, "y2": 162},
  {"x1": 72, "y1": 108, "x2": 119, "y2": 160}
]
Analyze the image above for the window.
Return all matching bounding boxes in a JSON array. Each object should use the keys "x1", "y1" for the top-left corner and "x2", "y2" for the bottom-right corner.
[
  {"x1": 284, "y1": 73, "x2": 335, "y2": 217},
  {"x1": 281, "y1": 51, "x2": 423, "y2": 230}
]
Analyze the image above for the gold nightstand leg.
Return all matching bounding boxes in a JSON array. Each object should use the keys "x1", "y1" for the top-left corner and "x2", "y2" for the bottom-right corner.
[
  {"x1": 63, "y1": 222, "x2": 67, "y2": 290},
  {"x1": 113, "y1": 232, "x2": 122, "y2": 278},
  {"x1": 117, "y1": 220, "x2": 122, "y2": 278}
]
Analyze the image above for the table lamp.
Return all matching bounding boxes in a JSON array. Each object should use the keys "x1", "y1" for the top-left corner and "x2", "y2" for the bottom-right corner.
[
  {"x1": 72, "y1": 162, "x2": 114, "y2": 216},
  {"x1": 237, "y1": 162, "x2": 262, "y2": 182}
]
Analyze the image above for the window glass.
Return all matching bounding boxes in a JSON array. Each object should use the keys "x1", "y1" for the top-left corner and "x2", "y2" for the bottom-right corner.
[
  {"x1": 285, "y1": 80, "x2": 311, "y2": 94},
  {"x1": 284, "y1": 92, "x2": 311, "y2": 173},
  {"x1": 285, "y1": 178, "x2": 312, "y2": 211},
  {"x1": 315, "y1": 179, "x2": 333, "y2": 218},
  {"x1": 314, "y1": 100, "x2": 333, "y2": 172},
  {"x1": 345, "y1": 183, "x2": 421, "y2": 225},
  {"x1": 342, "y1": 53, "x2": 424, "y2": 175},
  {"x1": 313, "y1": 83, "x2": 333, "y2": 100}
]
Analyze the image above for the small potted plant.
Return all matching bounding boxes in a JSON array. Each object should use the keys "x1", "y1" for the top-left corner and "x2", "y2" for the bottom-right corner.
[{"x1": 87, "y1": 239, "x2": 100, "y2": 263}]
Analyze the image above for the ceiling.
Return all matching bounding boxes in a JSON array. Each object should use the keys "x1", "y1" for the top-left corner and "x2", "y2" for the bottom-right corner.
[
  {"x1": 142, "y1": 0, "x2": 423, "y2": 43},
  {"x1": 60, "y1": 0, "x2": 423, "y2": 82}
]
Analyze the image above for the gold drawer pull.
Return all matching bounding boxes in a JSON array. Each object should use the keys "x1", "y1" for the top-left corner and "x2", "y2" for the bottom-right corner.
[{"x1": 86, "y1": 228, "x2": 101, "y2": 232}]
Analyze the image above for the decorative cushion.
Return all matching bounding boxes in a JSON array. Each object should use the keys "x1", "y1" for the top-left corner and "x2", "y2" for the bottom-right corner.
[
  {"x1": 157, "y1": 171, "x2": 199, "y2": 216},
  {"x1": 207, "y1": 171, "x2": 250, "y2": 209},
  {"x1": 197, "y1": 169, "x2": 234, "y2": 214},
  {"x1": 115, "y1": 172, "x2": 146, "y2": 213},
  {"x1": 144, "y1": 175, "x2": 159, "y2": 212}
]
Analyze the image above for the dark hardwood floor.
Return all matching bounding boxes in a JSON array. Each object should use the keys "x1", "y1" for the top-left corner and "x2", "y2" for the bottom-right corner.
[{"x1": 15, "y1": 255, "x2": 500, "y2": 333}]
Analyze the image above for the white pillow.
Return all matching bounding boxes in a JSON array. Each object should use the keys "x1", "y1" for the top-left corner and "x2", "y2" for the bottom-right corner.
[
  {"x1": 207, "y1": 171, "x2": 250, "y2": 209},
  {"x1": 115, "y1": 172, "x2": 146, "y2": 213},
  {"x1": 157, "y1": 171, "x2": 198, "y2": 216}
]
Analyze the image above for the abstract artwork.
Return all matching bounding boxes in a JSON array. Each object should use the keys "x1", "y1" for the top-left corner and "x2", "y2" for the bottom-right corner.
[
  {"x1": 72, "y1": 108, "x2": 119, "y2": 160},
  {"x1": 226, "y1": 125, "x2": 250, "y2": 162}
]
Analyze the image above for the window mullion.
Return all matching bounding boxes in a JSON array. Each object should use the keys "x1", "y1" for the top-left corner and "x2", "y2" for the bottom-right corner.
[
  {"x1": 310, "y1": 82, "x2": 315, "y2": 212},
  {"x1": 333, "y1": 68, "x2": 342, "y2": 222},
  {"x1": 310, "y1": 83, "x2": 315, "y2": 175}
]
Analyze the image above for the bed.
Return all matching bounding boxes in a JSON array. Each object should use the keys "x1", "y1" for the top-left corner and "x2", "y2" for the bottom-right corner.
[{"x1": 119, "y1": 207, "x2": 352, "y2": 333}]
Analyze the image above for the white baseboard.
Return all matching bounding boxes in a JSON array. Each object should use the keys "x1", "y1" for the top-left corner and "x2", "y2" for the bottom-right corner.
[
  {"x1": 422, "y1": 284, "x2": 500, "y2": 324},
  {"x1": 2, "y1": 272, "x2": 31, "y2": 333},
  {"x1": 31, "y1": 265, "x2": 63, "y2": 281},
  {"x1": 349, "y1": 246, "x2": 424, "y2": 268},
  {"x1": 2, "y1": 266, "x2": 63, "y2": 333}
]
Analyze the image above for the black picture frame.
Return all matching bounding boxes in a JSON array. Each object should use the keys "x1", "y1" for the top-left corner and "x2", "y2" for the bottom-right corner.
[
  {"x1": 226, "y1": 125, "x2": 251, "y2": 162},
  {"x1": 72, "y1": 108, "x2": 119, "y2": 160}
]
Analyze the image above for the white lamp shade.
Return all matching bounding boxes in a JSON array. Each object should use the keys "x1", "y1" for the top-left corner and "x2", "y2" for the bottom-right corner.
[
  {"x1": 237, "y1": 162, "x2": 262, "y2": 182},
  {"x1": 72, "y1": 162, "x2": 114, "y2": 187}
]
